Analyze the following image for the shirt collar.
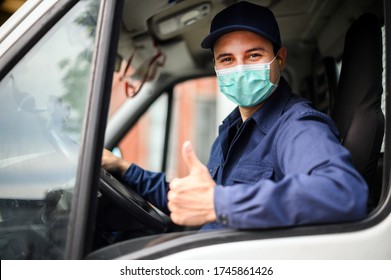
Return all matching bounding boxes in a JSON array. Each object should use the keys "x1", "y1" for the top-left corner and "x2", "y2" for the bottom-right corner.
[
  {"x1": 221, "y1": 104, "x2": 241, "y2": 127},
  {"x1": 252, "y1": 77, "x2": 292, "y2": 134}
]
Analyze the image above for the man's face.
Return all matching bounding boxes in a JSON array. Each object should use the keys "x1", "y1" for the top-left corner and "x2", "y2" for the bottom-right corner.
[{"x1": 213, "y1": 30, "x2": 286, "y2": 84}]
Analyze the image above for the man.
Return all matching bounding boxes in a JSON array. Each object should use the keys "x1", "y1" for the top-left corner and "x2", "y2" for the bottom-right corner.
[{"x1": 102, "y1": 1, "x2": 368, "y2": 230}]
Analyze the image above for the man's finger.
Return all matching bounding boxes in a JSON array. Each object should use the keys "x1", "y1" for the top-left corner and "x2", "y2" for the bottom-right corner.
[{"x1": 182, "y1": 141, "x2": 204, "y2": 174}]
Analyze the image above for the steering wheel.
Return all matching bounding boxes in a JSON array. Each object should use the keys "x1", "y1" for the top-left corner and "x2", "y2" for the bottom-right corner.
[{"x1": 99, "y1": 169, "x2": 168, "y2": 232}]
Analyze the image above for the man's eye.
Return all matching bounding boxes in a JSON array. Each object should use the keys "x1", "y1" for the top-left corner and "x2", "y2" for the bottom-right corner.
[
  {"x1": 220, "y1": 57, "x2": 232, "y2": 63},
  {"x1": 249, "y1": 53, "x2": 261, "y2": 58}
]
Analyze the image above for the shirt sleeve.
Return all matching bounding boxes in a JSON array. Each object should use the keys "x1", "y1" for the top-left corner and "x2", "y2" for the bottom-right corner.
[
  {"x1": 122, "y1": 163, "x2": 169, "y2": 214},
  {"x1": 214, "y1": 110, "x2": 368, "y2": 229}
]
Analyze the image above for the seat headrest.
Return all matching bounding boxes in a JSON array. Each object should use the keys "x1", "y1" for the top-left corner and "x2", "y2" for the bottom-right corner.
[{"x1": 332, "y1": 13, "x2": 383, "y2": 138}]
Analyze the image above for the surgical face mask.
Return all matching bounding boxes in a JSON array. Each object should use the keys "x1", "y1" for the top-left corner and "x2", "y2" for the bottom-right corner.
[{"x1": 215, "y1": 56, "x2": 279, "y2": 107}]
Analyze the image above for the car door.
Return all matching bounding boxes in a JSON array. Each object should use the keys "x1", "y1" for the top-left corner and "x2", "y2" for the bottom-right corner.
[{"x1": 0, "y1": 0, "x2": 123, "y2": 259}]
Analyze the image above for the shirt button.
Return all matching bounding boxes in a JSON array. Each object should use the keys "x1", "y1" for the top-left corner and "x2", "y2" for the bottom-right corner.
[{"x1": 220, "y1": 214, "x2": 229, "y2": 225}]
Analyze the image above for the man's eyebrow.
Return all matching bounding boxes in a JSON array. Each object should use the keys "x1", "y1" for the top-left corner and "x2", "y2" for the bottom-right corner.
[{"x1": 246, "y1": 47, "x2": 267, "y2": 53}]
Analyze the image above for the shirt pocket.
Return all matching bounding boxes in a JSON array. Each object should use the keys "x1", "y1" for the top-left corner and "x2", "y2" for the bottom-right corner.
[{"x1": 230, "y1": 163, "x2": 274, "y2": 184}]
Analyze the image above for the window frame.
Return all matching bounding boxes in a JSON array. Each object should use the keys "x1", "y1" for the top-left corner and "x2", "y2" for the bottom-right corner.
[
  {"x1": 100, "y1": 0, "x2": 391, "y2": 259},
  {"x1": 102, "y1": 58, "x2": 391, "y2": 260},
  {"x1": 0, "y1": 0, "x2": 124, "y2": 260}
]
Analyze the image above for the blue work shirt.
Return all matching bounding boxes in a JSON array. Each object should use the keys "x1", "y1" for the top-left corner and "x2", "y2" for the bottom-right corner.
[{"x1": 122, "y1": 77, "x2": 368, "y2": 230}]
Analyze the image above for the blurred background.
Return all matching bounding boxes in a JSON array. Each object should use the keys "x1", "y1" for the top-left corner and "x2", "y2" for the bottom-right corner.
[{"x1": 0, "y1": 0, "x2": 25, "y2": 25}]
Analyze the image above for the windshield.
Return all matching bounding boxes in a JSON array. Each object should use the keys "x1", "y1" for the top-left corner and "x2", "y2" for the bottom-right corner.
[{"x1": 0, "y1": 0, "x2": 100, "y2": 259}]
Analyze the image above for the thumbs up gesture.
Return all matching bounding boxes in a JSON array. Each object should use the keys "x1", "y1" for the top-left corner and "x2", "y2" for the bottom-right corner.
[{"x1": 168, "y1": 141, "x2": 217, "y2": 226}]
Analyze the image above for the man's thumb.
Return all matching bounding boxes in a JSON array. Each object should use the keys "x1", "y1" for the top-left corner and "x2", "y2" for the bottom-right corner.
[{"x1": 182, "y1": 141, "x2": 203, "y2": 174}]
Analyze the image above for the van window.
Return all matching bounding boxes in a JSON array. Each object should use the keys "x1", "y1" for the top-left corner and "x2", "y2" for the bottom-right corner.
[
  {"x1": 0, "y1": 0, "x2": 100, "y2": 259},
  {"x1": 114, "y1": 77, "x2": 218, "y2": 180}
]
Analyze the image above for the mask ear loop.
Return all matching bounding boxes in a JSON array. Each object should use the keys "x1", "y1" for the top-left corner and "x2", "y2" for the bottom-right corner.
[
  {"x1": 266, "y1": 49, "x2": 282, "y2": 88},
  {"x1": 274, "y1": 56, "x2": 282, "y2": 87},
  {"x1": 269, "y1": 49, "x2": 280, "y2": 65}
]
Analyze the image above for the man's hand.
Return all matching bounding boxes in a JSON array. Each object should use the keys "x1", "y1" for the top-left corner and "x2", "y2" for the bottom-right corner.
[
  {"x1": 101, "y1": 148, "x2": 131, "y2": 177},
  {"x1": 168, "y1": 141, "x2": 217, "y2": 226}
]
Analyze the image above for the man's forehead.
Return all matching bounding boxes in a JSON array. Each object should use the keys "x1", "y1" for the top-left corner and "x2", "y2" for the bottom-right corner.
[{"x1": 213, "y1": 30, "x2": 273, "y2": 51}]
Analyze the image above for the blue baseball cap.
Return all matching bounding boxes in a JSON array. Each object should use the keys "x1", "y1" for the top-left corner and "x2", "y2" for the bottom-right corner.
[{"x1": 201, "y1": 1, "x2": 281, "y2": 49}]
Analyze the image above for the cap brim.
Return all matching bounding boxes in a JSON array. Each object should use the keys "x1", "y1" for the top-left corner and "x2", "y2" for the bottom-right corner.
[{"x1": 201, "y1": 25, "x2": 280, "y2": 49}]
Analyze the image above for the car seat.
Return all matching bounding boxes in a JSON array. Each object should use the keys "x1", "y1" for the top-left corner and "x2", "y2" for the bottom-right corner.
[{"x1": 331, "y1": 13, "x2": 384, "y2": 209}]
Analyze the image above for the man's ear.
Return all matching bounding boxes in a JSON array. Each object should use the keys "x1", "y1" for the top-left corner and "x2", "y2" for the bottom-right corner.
[{"x1": 277, "y1": 47, "x2": 287, "y2": 70}]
